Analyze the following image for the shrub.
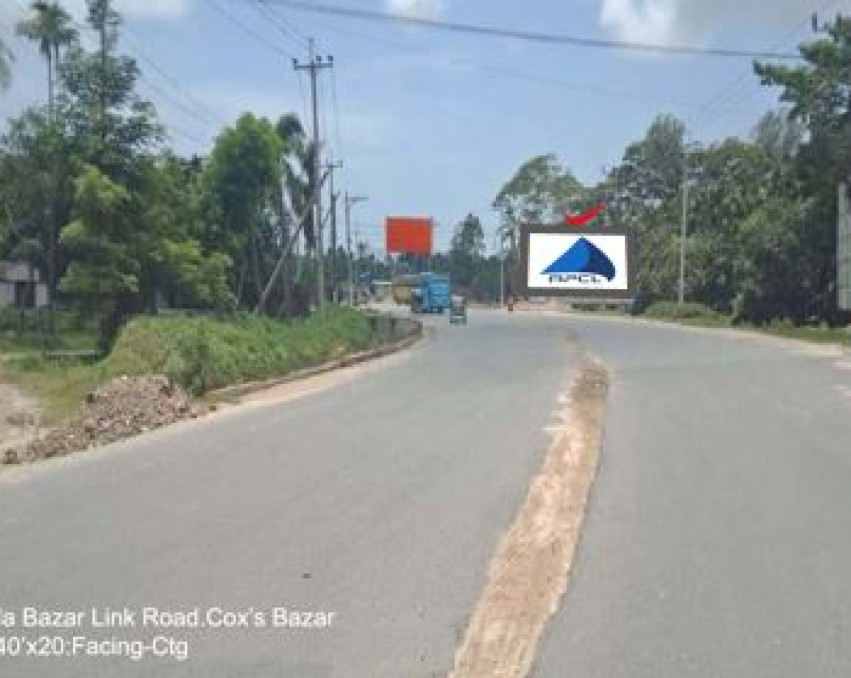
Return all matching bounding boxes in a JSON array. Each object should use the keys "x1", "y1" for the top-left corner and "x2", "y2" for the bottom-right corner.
[
  {"x1": 104, "y1": 307, "x2": 379, "y2": 395},
  {"x1": 643, "y1": 301, "x2": 728, "y2": 323}
]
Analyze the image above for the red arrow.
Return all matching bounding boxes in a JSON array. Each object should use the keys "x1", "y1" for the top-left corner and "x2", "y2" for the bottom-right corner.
[{"x1": 565, "y1": 203, "x2": 606, "y2": 227}]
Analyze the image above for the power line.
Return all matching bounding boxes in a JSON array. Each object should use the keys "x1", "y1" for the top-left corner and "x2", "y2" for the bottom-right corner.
[
  {"x1": 257, "y1": 0, "x2": 311, "y2": 49},
  {"x1": 137, "y1": 73, "x2": 218, "y2": 135},
  {"x1": 277, "y1": 13, "x2": 713, "y2": 111},
  {"x1": 58, "y1": 15, "x2": 226, "y2": 134},
  {"x1": 206, "y1": 0, "x2": 296, "y2": 59},
  {"x1": 121, "y1": 28, "x2": 228, "y2": 128},
  {"x1": 250, "y1": 0, "x2": 309, "y2": 52},
  {"x1": 259, "y1": 0, "x2": 803, "y2": 60},
  {"x1": 690, "y1": 0, "x2": 842, "y2": 129}
]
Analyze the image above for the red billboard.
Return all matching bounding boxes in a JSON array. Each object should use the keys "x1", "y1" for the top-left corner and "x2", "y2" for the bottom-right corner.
[{"x1": 385, "y1": 217, "x2": 433, "y2": 255}]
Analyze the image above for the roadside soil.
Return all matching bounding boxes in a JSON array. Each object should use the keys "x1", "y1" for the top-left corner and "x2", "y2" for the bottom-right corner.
[
  {"x1": 3, "y1": 375, "x2": 200, "y2": 465},
  {"x1": 1, "y1": 327, "x2": 423, "y2": 468},
  {"x1": 0, "y1": 370, "x2": 42, "y2": 462},
  {"x1": 450, "y1": 356, "x2": 609, "y2": 678}
]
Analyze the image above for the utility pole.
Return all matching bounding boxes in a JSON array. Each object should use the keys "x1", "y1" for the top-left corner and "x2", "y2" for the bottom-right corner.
[
  {"x1": 344, "y1": 193, "x2": 368, "y2": 305},
  {"x1": 256, "y1": 167, "x2": 332, "y2": 315},
  {"x1": 293, "y1": 40, "x2": 333, "y2": 311},
  {"x1": 679, "y1": 147, "x2": 689, "y2": 305},
  {"x1": 325, "y1": 160, "x2": 343, "y2": 302},
  {"x1": 499, "y1": 237, "x2": 506, "y2": 308}
]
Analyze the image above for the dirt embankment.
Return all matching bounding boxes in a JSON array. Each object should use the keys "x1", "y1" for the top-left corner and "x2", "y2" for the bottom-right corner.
[
  {"x1": 450, "y1": 357, "x2": 609, "y2": 678},
  {"x1": 2, "y1": 375, "x2": 202, "y2": 466},
  {"x1": 0, "y1": 374, "x2": 41, "y2": 461}
]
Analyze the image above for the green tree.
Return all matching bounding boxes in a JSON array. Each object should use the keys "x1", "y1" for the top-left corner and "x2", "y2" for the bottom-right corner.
[
  {"x1": 203, "y1": 113, "x2": 284, "y2": 307},
  {"x1": 734, "y1": 196, "x2": 816, "y2": 323},
  {"x1": 751, "y1": 110, "x2": 805, "y2": 161},
  {"x1": 755, "y1": 14, "x2": 851, "y2": 320},
  {"x1": 449, "y1": 213, "x2": 485, "y2": 289},
  {"x1": 16, "y1": 1, "x2": 78, "y2": 118},
  {"x1": 57, "y1": 0, "x2": 162, "y2": 178},
  {"x1": 60, "y1": 164, "x2": 136, "y2": 344},
  {"x1": 140, "y1": 154, "x2": 234, "y2": 312},
  {"x1": 684, "y1": 139, "x2": 783, "y2": 311},
  {"x1": 0, "y1": 109, "x2": 78, "y2": 315},
  {"x1": 494, "y1": 154, "x2": 583, "y2": 294},
  {"x1": 274, "y1": 112, "x2": 313, "y2": 315},
  {"x1": 602, "y1": 115, "x2": 687, "y2": 306}
]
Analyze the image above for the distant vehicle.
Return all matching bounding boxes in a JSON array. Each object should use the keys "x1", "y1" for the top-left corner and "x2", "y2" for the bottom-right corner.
[
  {"x1": 410, "y1": 273, "x2": 451, "y2": 314},
  {"x1": 449, "y1": 295, "x2": 467, "y2": 325},
  {"x1": 392, "y1": 274, "x2": 422, "y2": 305}
]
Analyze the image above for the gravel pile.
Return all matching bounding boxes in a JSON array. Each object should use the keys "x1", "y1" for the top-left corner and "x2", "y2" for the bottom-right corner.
[{"x1": 4, "y1": 375, "x2": 199, "y2": 465}]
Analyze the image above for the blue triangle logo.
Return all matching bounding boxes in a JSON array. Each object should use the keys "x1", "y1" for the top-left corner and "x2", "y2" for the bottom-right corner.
[{"x1": 543, "y1": 237, "x2": 616, "y2": 281}]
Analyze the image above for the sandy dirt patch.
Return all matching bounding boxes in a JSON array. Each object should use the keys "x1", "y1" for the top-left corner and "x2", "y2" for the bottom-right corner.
[
  {"x1": 449, "y1": 356, "x2": 609, "y2": 678},
  {"x1": 0, "y1": 373, "x2": 41, "y2": 461}
]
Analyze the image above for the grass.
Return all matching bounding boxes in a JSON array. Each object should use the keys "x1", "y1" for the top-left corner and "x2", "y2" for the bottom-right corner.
[
  {"x1": 569, "y1": 300, "x2": 849, "y2": 347},
  {"x1": 0, "y1": 308, "x2": 99, "y2": 356},
  {"x1": 640, "y1": 302, "x2": 849, "y2": 345},
  {"x1": 4, "y1": 306, "x2": 402, "y2": 424},
  {"x1": 3, "y1": 357, "x2": 104, "y2": 425},
  {"x1": 741, "y1": 320, "x2": 851, "y2": 345}
]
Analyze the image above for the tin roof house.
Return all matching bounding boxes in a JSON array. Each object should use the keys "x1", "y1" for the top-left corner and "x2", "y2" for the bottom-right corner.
[{"x1": 0, "y1": 261, "x2": 48, "y2": 309}]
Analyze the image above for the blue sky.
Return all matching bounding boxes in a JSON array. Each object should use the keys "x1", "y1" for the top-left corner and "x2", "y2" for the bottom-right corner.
[{"x1": 1, "y1": 0, "x2": 847, "y2": 252}]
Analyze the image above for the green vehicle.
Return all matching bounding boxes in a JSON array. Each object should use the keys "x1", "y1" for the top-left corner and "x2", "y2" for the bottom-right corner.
[{"x1": 449, "y1": 295, "x2": 467, "y2": 325}]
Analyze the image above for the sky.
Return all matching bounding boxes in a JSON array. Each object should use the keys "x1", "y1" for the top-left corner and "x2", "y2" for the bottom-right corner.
[{"x1": 1, "y1": 0, "x2": 848, "y2": 253}]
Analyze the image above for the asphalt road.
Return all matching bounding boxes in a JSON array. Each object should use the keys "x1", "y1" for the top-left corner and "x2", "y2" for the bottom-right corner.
[
  {"x1": 2, "y1": 310, "x2": 851, "y2": 677},
  {"x1": 534, "y1": 316, "x2": 851, "y2": 678},
  {"x1": 0, "y1": 309, "x2": 582, "y2": 677}
]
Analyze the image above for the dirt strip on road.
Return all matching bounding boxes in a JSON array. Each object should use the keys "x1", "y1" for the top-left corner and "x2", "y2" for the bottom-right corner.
[{"x1": 450, "y1": 356, "x2": 609, "y2": 678}]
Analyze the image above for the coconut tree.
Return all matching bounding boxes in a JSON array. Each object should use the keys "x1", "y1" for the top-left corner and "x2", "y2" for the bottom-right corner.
[
  {"x1": 274, "y1": 112, "x2": 317, "y2": 315},
  {"x1": 16, "y1": 1, "x2": 78, "y2": 117}
]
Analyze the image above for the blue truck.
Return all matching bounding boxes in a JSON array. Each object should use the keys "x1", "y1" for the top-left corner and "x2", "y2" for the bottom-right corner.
[{"x1": 410, "y1": 273, "x2": 451, "y2": 314}]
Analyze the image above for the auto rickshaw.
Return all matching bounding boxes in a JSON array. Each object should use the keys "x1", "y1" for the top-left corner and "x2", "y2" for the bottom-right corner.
[{"x1": 449, "y1": 295, "x2": 467, "y2": 325}]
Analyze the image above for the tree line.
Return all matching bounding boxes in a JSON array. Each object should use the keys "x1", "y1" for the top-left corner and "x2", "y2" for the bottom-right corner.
[
  {"x1": 0, "y1": 0, "x2": 352, "y2": 346},
  {"x1": 490, "y1": 16, "x2": 850, "y2": 324},
  {"x1": 3, "y1": 4, "x2": 849, "y2": 330}
]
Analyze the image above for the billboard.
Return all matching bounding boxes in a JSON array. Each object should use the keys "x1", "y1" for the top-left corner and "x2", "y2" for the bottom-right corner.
[
  {"x1": 519, "y1": 223, "x2": 635, "y2": 300},
  {"x1": 839, "y1": 184, "x2": 851, "y2": 312},
  {"x1": 385, "y1": 217, "x2": 433, "y2": 255}
]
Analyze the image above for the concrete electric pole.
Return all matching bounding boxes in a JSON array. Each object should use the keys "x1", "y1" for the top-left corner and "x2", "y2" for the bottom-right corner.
[
  {"x1": 344, "y1": 193, "x2": 368, "y2": 306},
  {"x1": 325, "y1": 160, "x2": 343, "y2": 302},
  {"x1": 294, "y1": 40, "x2": 333, "y2": 312}
]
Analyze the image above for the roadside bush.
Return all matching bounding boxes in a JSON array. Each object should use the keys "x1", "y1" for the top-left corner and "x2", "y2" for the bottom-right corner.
[
  {"x1": 104, "y1": 307, "x2": 378, "y2": 395},
  {"x1": 643, "y1": 301, "x2": 729, "y2": 324}
]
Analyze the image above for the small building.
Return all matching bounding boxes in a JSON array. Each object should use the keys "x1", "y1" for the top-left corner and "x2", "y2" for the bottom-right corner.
[{"x1": 0, "y1": 261, "x2": 48, "y2": 309}]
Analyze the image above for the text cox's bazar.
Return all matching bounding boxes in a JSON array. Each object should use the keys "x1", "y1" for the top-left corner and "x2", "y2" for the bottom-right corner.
[{"x1": 2, "y1": 606, "x2": 337, "y2": 629}]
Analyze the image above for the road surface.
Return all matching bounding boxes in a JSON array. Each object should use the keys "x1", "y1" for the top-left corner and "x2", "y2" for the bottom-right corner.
[
  {"x1": 533, "y1": 317, "x2": 851, "y2": 677},
  {"x1": 1, "y1": 310, "x2": 851, "y2": 677}
]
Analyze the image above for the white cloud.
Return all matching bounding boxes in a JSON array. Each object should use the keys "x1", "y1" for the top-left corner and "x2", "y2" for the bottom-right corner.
[
  {"x1": 386, "y1": 0, "x2": 445, "y2": 21},
  {"x1": 598, "y1": 0, "x2": 816, "y2": 45},
  {"x1": 600, "y1": 0, "x2": 680, "y2": 44}
]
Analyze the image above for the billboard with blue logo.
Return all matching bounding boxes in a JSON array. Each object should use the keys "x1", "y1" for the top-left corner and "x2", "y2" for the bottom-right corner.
[{"x1": 519, "y1": 218, "x2": 635, "y2": 300}]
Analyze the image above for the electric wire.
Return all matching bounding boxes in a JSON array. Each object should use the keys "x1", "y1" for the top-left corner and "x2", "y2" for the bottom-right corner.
[{"x1": 256, "y1": 0, "x2": 804, "y2": 60}]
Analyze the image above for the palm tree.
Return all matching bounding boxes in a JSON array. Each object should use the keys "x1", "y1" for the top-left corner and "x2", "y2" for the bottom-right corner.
[
  {"x1": 274, "y1": 113, "x2": 316, "y2": 315},
  {"x1": 276, "y1": 113, "x2": 318, "y2": 249},
  {"x1": 16, "y1": 1, "x2": 77, "y2": 117}
]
